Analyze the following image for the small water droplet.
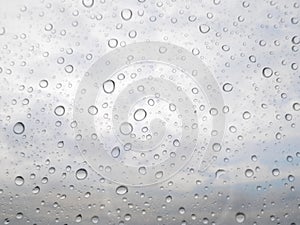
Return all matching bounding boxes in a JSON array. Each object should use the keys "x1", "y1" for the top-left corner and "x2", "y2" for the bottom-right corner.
[
  {"x1": 32, "y1": 186, "x2": 40, "y2": 194},
  {"x1": 82, "y1": 0, "x2": 94, "y2": 8},
  {"x1": 199, "y1": 24, "x2": 210, "y2": 33},
  {"x1": 54, "y1": 105, "x2": 65, "y2": 116},
  {"x1": 288, "y1": 174, "x2": 295, "y2": 182},
  {"x1": 111, "y1": 146, "x2": 121, "y2": 158},
  {"x1": 103, "y1": 79, "x2": 115, "y2": 93},
  {"x1": 165, "y1": 195, "x2": 172, "y2": 203},
  {"x1": 155, "y1": 171, "x2": 163, "y2": 179},
  {"x1": 119, "y1": 122, "x2": 133, "y2": 135},
  {"x1": 15, "y1": 176, "x2": 24, "y2": 186},
  {"x1": 138, "y1": 166, "x2": 147, "y2": 175},
  {"x1": 64, "y1": 65, "x2": 74, "y2": 73},
  {"x1": 13, "y1": 122, "x2": 25, "y2": 134},
  {"x1": 108, "y1": 38, "x2": 118, "y2": 48},
  {"x1": 75, "y1": 168, "x2": 88, "y2": 180},
  {"x1": 272, "y1": 168, "x2": 280, "y2": 176},
  {"x1": 88, "y1": 105, "x2": 98, "y2": 115},
  {"x1": 223, "y1": 83, "x2": 233, "y2": 92},
  {"x1": 262, "y1": 67, "x2": 273, "y2": 78},
  {"x1": 134, "y1": 108, "x2": 147, "y2": 121},
  {"x1": 39, "y1": 80, "x2": 48, "y2": 88},
  {"x1": 116, "y1": 185, "x2": 128, "y2": 195},
  {"x1": 242, "y1": 111, "x2": 251, "y2": 119},
  {"x1": 245, "y1": 169, "x2": 254, "y2": 178},
  {"x1": 91, "y1": 216, "x2": 99, "y2": 224},
  {"x1": 0, "y1": 27, "x2": 5, "y2": 35},
  {"x1": 292, "y1": 102, "x2": 300, "y2": 111},
  {"x1": 75, "y1": 214, "x2": 82, "y2": 223},
  {"x1": 235, "y1": 212, "x2": 246, "y2": 223},
  {"x1": 212, "y1": 143, "x2": 222, "y2": 152},
  {"x1": 121, "y1": 9, "x2": 133, "y2": 21}
]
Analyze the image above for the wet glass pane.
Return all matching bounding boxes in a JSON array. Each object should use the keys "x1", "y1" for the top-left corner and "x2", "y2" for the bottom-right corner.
[{"x1": 0, "y1": 0, "x2": 299, "y2": 224}]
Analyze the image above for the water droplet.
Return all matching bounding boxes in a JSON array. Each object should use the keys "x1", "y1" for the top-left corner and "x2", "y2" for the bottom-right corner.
[
  {"x1": 288, "y1": 174, "x2": 295, "y2": 182},
  {"x1": 199, "y1": 24, "x2": 210, "y2": 33},
  {"x1": 88, "y1": 105, "x2": 98, "y2": 115},
  {"x1": 44, "y1": 23, "x2": 53, "y2": 31},
  {"x1": 292, "y1": 102, "x2": 300, "y2": 111},
  {"x1": 242, "y1": 111, "x2": 251, "y2": 119},
  {"x1": 13, "y1": 122, "x2": 25, "y2": 134},
  {"x1": 165, "y1": 195, "x2": 172, "y2": 203},
  {"x1": 245, "y1": 169, "x2": 254, "y2": 178},
  {"x1": 124, "y1": 214, "x2": 131, "y2": 221},
  {"x1": 39, "y1": 80, "x2": 48, "y2": 88},
  {"x1": 223, "y1": 83, "x2": 233, "y2": 92},
  {"x1": 119, "y1": 122, "x2": 133, "y2": 135},
  {"x1": 215, "y1": 169, "x2": 225, "y2": 178},
  {"x1": 111, "y1": 146, "x2": 121, "y2": 158},
  {"x1": 249, "y1": 55, "x2": 256, "y2": 63},
  {"x1": 75, "y1": 214, "x2": 82, "y2": 223},
  {"x1": 272, "y1": 168, "x2": 280, "y2": 176},
  {"x1": 91, "y1": 216, "x2": 99, "y2": 224},
  {"x1": 235, "y1": 212, "x2": 246, "y2": 223},
  {"x1": 212, "y1": 143, "x2": 222, "y2": 152},
  {"x1": 155, "y1": 171, "x2": 163, "y2": 179},
  {"x1": 169, "y1": 103, "x2": 177, "y2": 111},
  {"x1": 82, "y1": 0, "x2": 94, "y2": 8},
  {"x1": 138, "y1": 166, "x2": 147, "y2": 175},
  {"x1": 54, "y1": 105, "x2": 65, "y2": 116},
  {"x1": 0, "y1": 27, "x2": 5, "y2": 35},
  {"x1": 15, "y1": 176, "x2": 24, "y2": 186},
  {"x1": 103, "y1": 79, "x2": 115, "y2": 94},
  {"x1": 262, "y1": 67, "x2": 273, "y2": 78},
  {"x1": 173, "y1": 139, "x2": 180, "y2": 147},
  {"x1": 64, "y1": 65, "x2": 74, "y2": 73},
  {"x1": 121, "y1": 9, "x2": 133, "y2": 21},
  {"x1": 116, "y1": 185, "x2": 128, "y2": 195},
  {"x1": 179, "y1": 207, "x2": 185, "y2": 214},
  {"x1": 32, "y1": 186, "x2": 40, "y2": 194},
  {"x1": 292, "y1": 36, "x2": 300, "y2": 45},
  {"x1": 251, "y1": 155, "x2": 257, "y2": 161},
  {"x1": 75, "y1": 168, "x2": 88, "y2": 180},
  {"x1": 16, "y1": 212, "x2": 23, "y2": 220},
  {"x1": 108, "y1": 38, "x2": 118, "y2": 48},
  {"x1": 134, "y1": 108, "x2": 147, "y2": 121}
]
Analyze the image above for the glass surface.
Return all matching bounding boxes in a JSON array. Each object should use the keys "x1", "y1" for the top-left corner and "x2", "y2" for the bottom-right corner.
[{"x1": 0, "y1": 0, "x2": 300, "y2": 224}]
